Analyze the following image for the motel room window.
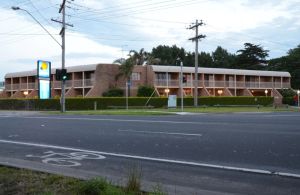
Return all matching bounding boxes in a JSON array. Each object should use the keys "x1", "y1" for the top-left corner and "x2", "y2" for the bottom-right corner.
[
  {"x1": 131, "y1": 72, "x2": 140, "y2": 81},
  {"x1": 155, "y1": 73, "x2": 170, "y2": 80}
]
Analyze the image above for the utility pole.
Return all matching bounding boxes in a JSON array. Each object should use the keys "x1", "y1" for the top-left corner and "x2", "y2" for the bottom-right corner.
[
  {"x1": 188, "y1": 20, "x2": 206, "y2": 107},
  {"x1": 52, "y1": 0, "x2": 73, "y2": 112}
]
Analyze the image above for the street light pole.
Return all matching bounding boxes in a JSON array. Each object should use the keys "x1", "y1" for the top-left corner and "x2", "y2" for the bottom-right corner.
[
  {"x1": 297, "y1": 90, "x2": 300, "y2": 107},
  {"x1": 11, "y1": 6, "x2": 61, "y2": 47},
  {"x1": 180, "y1": 61, "x2": 184, "y2": 112},
  {"x1": 11, "y1": 6, "x2": 67, "y2": 111}
]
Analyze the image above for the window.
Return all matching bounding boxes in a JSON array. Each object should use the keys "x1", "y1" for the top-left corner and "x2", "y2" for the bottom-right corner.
[{"x1": 131, "y1": 72, "x2": 140, "y2": 81}]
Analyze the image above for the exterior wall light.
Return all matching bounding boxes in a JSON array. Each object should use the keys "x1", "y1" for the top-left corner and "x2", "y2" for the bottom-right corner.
[
  {"x1": 265, "y1": 89, "x2": 268, "y2": 97},
  {"x1": 217, "y1": 89, "x2": 223, "y2": 96}
]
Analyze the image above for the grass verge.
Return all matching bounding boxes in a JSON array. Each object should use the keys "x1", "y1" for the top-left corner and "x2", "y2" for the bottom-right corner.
[
  {"x1": 45, "y1": 106, "x2": 298, "y2": 115},
  {"x1": 0, "y1": 166, "x2": 166, "y2": 195}
]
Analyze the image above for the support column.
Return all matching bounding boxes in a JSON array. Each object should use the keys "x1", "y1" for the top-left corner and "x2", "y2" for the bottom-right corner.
[
  {"x1": 234, "y1": 75, "x2": 237, "y2": 96},
  {"x1": 82, "y1": 71, "x2": 85, "y2": 97}
]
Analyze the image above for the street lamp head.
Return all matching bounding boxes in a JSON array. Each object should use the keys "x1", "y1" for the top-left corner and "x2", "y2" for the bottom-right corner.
[
  {"x1": 265, "y1": 89, "x2": 268, "y2": 94},
  {"x1": 11, "y1": 6, "x2": 20, "y2": 11},
  {"x1": 297, "y1": 90, "x2": 300, "y2": 95}
]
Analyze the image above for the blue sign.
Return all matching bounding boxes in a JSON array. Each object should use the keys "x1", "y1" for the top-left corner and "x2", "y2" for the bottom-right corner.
[{"x1": 168, "y1": 95, "x2": 177, "y2": 108}]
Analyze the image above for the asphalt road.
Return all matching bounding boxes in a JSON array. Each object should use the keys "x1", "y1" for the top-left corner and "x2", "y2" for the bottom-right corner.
[{"x1": 0, "y1": 111, "x2": 300, "y2": 194}]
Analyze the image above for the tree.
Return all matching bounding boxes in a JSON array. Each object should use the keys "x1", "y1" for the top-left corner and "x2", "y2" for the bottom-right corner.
[
  {"x1": 212, "y1": 46, "x2": 236, "y2": 68},
  {"x1": 198, "y1": 52, "x2": 213, "y2": 67},
  {"x1": 151, "y1": 45, "x2": 185, "y2": 65},
  {"x1": 130, "y1": 48, "x2": 148, "y2": 65},
  {"x1": 268, "y1": 44, "x2": 300, "y2": 88},
  {"x1": 114, "y1": 56, "x2": 135, "y2": 96},
  {"x1": 236, "y1": 43, "x2": 269, "y2": 69},
  {"x1": 145, "y1": 55, "x2": 161, "y2": 65}
]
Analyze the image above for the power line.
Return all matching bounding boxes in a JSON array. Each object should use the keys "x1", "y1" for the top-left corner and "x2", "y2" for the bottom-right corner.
[
  {"x1": 71, "y1": 0, "x2": 202, "y2": 21},
  {"x1": 27, "y1": 0, "x2": 56, "y2": 28}
]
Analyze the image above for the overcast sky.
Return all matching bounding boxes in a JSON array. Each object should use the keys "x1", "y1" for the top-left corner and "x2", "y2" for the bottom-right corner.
[{"x1": 0, "y1": 0, "x2": 299, "y2": 79}]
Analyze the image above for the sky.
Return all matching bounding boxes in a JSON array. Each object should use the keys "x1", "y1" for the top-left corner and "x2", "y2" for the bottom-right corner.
[{"x1": 0, "y1": 0, "x2": 300, "y2": 80}]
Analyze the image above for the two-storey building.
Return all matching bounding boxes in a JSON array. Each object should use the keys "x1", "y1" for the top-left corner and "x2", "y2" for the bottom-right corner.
[{"x1": 0, "y1": 64, "x2": 291, "y2": 104}]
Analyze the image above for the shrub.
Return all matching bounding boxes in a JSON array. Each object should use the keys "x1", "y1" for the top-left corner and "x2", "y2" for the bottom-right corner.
[
  {"x1": 282, "y1": 97, "x2": 294, "y2": 105},
  {"x1": 102, "y1": 88, "x2": 124, "y2": 97},
  {"x1": 137, "y1": 85, "x2": 155, "y2": 97},
  {"x1": 126, "y1": 166, "x2": 142, "y2": 193},
  {"x1": 76, "y1": 178, "x2": 124, "y2": 195},
  {"x1": 278, "y1": 88, "x2": 296, "y2": 97}
]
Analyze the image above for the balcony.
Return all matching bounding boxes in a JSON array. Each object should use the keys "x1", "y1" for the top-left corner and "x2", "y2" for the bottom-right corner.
[
  {"x1": 155, "y1": 79, "x2": 202, "y2": 88},
  {"x1": 53, "y1": 79, "x2": 95, "y2": 89},
  {"x1": 154, "y1": 79, "x2": 290, "y2": 89}
]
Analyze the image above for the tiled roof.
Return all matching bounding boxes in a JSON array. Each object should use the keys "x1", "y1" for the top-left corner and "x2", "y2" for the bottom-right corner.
[
  {"x1": 4, "y1": 64, "x2": 112, "y2": 78},
  {"x1": 151, "y1": 65, "x2": 291, "y2": 77}
]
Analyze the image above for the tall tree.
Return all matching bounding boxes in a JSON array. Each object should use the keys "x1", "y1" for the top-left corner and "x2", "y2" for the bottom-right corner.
[
  {"x1": 212, "y1": 46, "x2": 236, "y2": 68},
  {"x1": 198, "y1": 52, "x2": 214, "y2": 67},
  {"x1": 151, "y1": 45, "x2": 185, "y2": 65},
  {"x1": 268, "y1": 44, "x2": 300, "y2": 88},
  {"x1": 236, "y1": 43, "x2": 269, "y2": 70}
]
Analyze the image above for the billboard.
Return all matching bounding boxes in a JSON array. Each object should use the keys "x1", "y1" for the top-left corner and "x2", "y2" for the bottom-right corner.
[
  {"x1": 37, "y1": 60, "x2": 51, "y2": 99},
  {"x1": 38, "y1": 80, "x2": 51, "y2": 99},
  {"x1": 37, "y1": 60, "x2": 51, "y2": 79}
]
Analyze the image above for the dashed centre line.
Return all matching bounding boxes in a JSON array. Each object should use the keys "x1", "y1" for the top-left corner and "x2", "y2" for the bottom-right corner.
[{"x1": 118, "y1": 129, "x2": 202, "y2": 137}]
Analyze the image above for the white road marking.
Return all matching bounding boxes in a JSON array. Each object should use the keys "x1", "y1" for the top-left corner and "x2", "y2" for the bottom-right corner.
[
  {"x1": 26, "y1": 151, "x2": 106, "y2": 167},
  {"x1": 263, "y1": 114, "x2": 300, "y2": 117},
  {"x1": 0, "y1": 139, "x2": 299, "y2": 179},
  {"x1": 0, "y1": 116, "x2": 239, "y2": 126},
  {"x1": 118, "y1": 129, "x2": 202, "y2": 137},
  {"x1": 8, "y1": 135, "x2": 19, "y2": 138}
]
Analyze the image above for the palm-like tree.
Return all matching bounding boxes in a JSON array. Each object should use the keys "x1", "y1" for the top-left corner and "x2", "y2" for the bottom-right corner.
[
  {"x1": 114, "y1": 57, "x2": 135, "y2": 96},
  {"x1": 146, "y1": 55, "x2": 161, "y2": 65},
  {"x1": 130, "y1": 48, "x2": 148, "y2": 65}
]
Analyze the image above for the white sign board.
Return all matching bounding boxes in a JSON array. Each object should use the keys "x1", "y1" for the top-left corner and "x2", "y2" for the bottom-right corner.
[{"x1": 168, "y1": 95, "x2": 177, "y2": 108}]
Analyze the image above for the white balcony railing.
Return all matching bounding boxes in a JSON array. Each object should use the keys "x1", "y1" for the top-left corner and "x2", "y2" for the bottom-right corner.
[
  {"x1": 259, "y1": 82, "x2": 273, "y2": 88},
  {"x1": 236, "y1": 81, "x2": 245, "y2": 88},
  {"x1": 27, "y1": 83, "x2": 37, "y2": 90},
  {"x1": 154, "y1": 79, "x2": 290, "y2": 89},
  {"x1": 52, "y1": 79, "x2": 94, "y2": 88},
  {"x1": 84, "y1": 79, "x2": 94, "y2": 87},
  {"x1": 12, "y1": 84, "x2": 20, "y2": 90},
  {"x1": 282, "y1": 82, "x2": 291, "y2": 88}
]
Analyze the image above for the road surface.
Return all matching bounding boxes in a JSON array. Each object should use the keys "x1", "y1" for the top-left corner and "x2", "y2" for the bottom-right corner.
[{"x1": 0, "y1": 111, "x2": 299, "y2": 194}]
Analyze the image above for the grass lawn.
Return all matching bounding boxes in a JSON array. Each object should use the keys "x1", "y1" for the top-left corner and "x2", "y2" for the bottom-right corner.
[
  {"x1": 46, "y1": 106, "x2": 298, "y2": 115},
  {"x1": 0, "y1": 166, "x2": 164, "y2": 195}
]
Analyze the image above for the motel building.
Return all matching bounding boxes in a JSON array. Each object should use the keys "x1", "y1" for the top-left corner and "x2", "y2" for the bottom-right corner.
[{"x1": 0, "y1": 63, "x2": 291, "y2": 104}]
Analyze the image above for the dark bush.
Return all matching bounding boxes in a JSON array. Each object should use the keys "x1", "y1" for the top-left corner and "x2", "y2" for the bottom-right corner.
[
  {"x1": 102, "y1": 88, "x2": 123, "y2": 97},
  {"x1": 137, "y1": 85, "x2": 155, "y2": 97}
]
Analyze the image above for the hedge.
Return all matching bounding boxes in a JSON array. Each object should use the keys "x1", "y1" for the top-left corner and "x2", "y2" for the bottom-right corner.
[
  {"x1": 282, "y1": 97, "x2": 295, "y2": 105},
  {"x1": 0, "y1": 96, "x2": 273, "y2": 111}
]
